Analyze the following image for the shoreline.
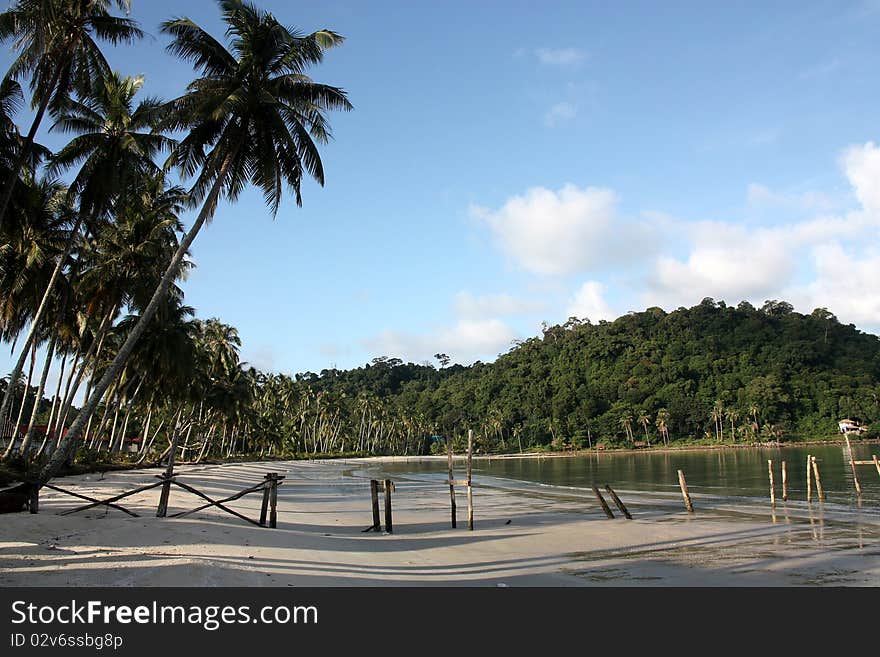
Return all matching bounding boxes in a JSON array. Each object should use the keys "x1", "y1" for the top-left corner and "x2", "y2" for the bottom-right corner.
[{"x1": 1, "y1": 457, "x2": 878, "y2": 587}]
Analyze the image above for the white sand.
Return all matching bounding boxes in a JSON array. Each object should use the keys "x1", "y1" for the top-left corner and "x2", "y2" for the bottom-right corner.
[{"x1": 1, "y1": 458, "x2": 878, "y2": 586}]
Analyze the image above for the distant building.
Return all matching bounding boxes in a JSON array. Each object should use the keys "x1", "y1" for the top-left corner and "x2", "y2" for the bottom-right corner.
[{"x1": 838, "y1": 419, "x2": 867, "y2": 434}]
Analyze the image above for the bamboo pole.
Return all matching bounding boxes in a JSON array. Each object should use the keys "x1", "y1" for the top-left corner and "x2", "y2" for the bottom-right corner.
[
  {"x1": 591, "y1": 485, "x2": 614, "y2": 518},
  {"x1": 811, "y1": 456, "x2": 825, "y2": 501},
  {"x1": 781, "y1": 461, "x2": 787, "y2": 501},
  {"x1": 466, "y1": 429, "x2": 474, "y2": 531},
  {"x1": 446, "y1": 435, "x2": 456, "y2": 528},
  {"x1": 844, "y1": 436, "x2": 862, "y2": 496},
  {"x1": 677, "y1": 470, "x2": 694, "y2": 513},
  {"x1": 604, "y1": 484, "x2": 632, "y2": 519},
  {"x1": 806, "y1": 454, "x2": 812, "y2": 502}
]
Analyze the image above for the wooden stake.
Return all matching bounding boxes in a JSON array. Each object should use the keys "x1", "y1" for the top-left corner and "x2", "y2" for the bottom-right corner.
[
  {"x1": 806, "y1": 454, "x2": 812, "y2": 502},
  {"x1": 768, "y1": 460, "x2": 775, "y2": 507},
  {"x1": 591, "y1": 485, "x2": 614, "y2": 518},
  {"x1": 446, "y1": 435, "x2": 456, "y2": 529},
  {"x1": 604, "y1": 484, "x2": 632, "y2": 519},
  {"x1": 874, "y1": 454, "x2": 880, "y2": 480},
  {"x1": 384, "y1": 479, "x2": 393, "y2": 534},
  {"x1": 811, "y1": 456, "x2": 825, "y2": 501},
  {"x1": 677, "y1": 470, "x2": 694, "y2": 513},
  {"x1": 466, "y1": 429, "x2": 474, "y2": 531},
  {"x1": 268, "y1": 473, "x2": 278, "y2": 529},
  {"x1": 845, "y1": 436, "x2": 862, "y2": 496},
  {"x1": 370, "y1": 479, "x2": 380, "y2": 531},
  {"x1": 259, "y1": 474, "x2": 271, "y2": 526},
  {"x1": 781, "y1": 461, "x2": 787, "y2": 501}
]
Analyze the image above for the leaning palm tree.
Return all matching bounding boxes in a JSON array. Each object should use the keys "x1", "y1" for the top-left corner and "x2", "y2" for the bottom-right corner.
[
  {"x1": 0, "y1": 0, "x2": 144, "y2": 229},
  {"x1": 37, "y1": 0, "x2": 351, "y2": 484}
]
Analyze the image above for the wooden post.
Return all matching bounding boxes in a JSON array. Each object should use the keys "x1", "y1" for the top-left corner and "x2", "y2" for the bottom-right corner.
[
  {"x1": 844, "y1": 436, "x2": 862, "y2": 496},
  {"x1": 28, "y1": 484, "x2": 38, "y2": 514},
  {"x1": 466, "y1": 429, "x2": 474, "y2": 531},
  {"x1": 156, "y1": 474, "x2": 172, "y2": 518},
  {"x1": 781, "y1": 461, "x2": 787, "y2": 502},
  {"x1": 259, "y1": 473, "x2": 271, "y2": 526},
  {"x1": 811, "y1": 456, "x2": 825, "y2": 501},
  {"x1": 604, "y1": 484, "x2": 632, "y2": 519},
  {"x1": 446, "y1": 435, "x2": 456, "y2": 528},
  {"x1": 768, "y1": 459, "x2": 775, "y2": 507},
  {"x1": 384, "y1": 479, "x2": 393, "y2": 534},
  {"x1": 370, "y1": 479, "x2": 380, "y2": 530},
  {"x1": 677, "y1": 470, "x2": 694, "y2": 513},
  {"x1": 591, "y1": 484, "x2": 614, "y2": 518},
  {"x1": 806, "y1": 454, "x2": 812, "y2": 502},
  {"x1": 874, "y1": 455, "x2": 880, "y2": 480},
  {"x1": 268, "y1": 473, "x2": 278, "y2": 529}
]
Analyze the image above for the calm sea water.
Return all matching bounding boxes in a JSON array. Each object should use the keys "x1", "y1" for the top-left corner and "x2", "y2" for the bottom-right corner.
[{"x1": 379, "y1": 442, "x2": 880, "y2": 510}]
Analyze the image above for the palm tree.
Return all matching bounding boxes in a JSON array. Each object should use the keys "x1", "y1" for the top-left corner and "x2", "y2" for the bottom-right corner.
[
  {"x1": 726, "y1": 409, "x2": 739, "y2": 442},
  {"x1": 0, "y1": 69, "x2": 169, "y2": 440},
  {"x1": 0, "y1": 0, "x2": 144, "y2": 229},
  {"x1": 710, "y1": 400, "x2": 724, "y2": 441},
  {"x1": 655, "y1": 408, "x2": 670, "y2": 446},
  {"x1": 38, "y1": 0, "x2": 351, "y2": 484},
  {"x1": 637, "y1": 410, "x2": 651, "y2": 445}
]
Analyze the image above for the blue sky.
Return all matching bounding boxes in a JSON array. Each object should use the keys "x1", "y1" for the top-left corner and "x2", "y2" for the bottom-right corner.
[{"x1": 4, "y1": 0, "x2": 880, "y2": 379}]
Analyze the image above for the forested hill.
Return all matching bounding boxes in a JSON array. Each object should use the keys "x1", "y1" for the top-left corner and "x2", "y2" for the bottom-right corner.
[{"x1": 297, "y1": 299, "x2": 880, "y2": 451}]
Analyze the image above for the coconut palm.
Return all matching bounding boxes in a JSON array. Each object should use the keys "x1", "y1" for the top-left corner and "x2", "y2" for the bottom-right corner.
[
  {"x1": 38, "y1": 0, "x2": 351, "y2": 484},
  {"x1": 0, "y1": 0, "x2": 144, "y2": 229},
  {"x1": 637, "y1": 410, "x2": 651, "y2": 445},
  {"x1": 655, "y1": 408, "x2": 670, "y2": 446}
]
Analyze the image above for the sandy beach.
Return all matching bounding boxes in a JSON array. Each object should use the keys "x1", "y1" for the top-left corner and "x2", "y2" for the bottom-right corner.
[{"x1": 1, "y1": 457, "x2": 878, "y2": 586}]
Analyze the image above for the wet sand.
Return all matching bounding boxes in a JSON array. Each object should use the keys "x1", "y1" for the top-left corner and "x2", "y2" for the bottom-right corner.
[{"x1": 1, "y1": 458, "x2": 878, "y2": 586}]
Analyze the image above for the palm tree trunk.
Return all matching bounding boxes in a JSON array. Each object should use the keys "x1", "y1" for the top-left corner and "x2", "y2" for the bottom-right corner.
[
  {"x1": 0, "y1": 213, "x2": 82, "y2": 434},
  {"x1": 3, "y1": 343, "x2": 37, "y2": 459},
  {"x1": 20, "y1": 334, "x2": 57, "y2": 457},
  {"x1": 38, "y1": 146, "x2": 237, "y2": 484},
  {"x1": 35, "y1": 351, "x2": 66, "y2": 458}
]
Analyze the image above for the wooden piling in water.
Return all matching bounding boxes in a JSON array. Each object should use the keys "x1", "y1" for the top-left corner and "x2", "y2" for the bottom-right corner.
[
  {"x1": 844, "y1": 436, "x2": 862, "y2": 497},
  {"x1": 384, "y1": 479, "x2": 393, "y2": 534},
  {"x1": 806, "y1": 454, "x2": 812, "y2": 502},
  {"x1": 591, "y1": 485, "x2": 614, "y2": 518},
  {"x1": 811, "y1": 456, "x2": 825, "y2": 501},
  {"x1": 466, "y1": 429, "x2": 474, "y2": 531},
  {"x1": 874, "y1": 455, "x2": 880, "y2": 480},
  {"x1": 768, "y1": 460, "x2": 775, "y2": 507},
  {"x1": 781, "y1": 461, "x2": 787, "y2": 501},
  {"x1": 604, "y1": 484, "x2": 632, "y2": 519},
  {"x1": 446, "y1": 435, "x2": 456, "y2": 529},
  {"x1": 677, "y1": 470, "x2": 694, "y2": 513}
]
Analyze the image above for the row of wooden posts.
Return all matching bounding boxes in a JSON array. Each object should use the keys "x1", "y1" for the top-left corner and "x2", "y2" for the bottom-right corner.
[{"x1": 676, "y1": 438, "x2": 880, "y2": 514}]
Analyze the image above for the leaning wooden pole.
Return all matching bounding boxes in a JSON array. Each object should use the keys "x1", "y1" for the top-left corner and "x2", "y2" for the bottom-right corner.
[
  {"x1": 591, "y1": 485, "x2": 614, "y2": 518},
  {"x1": 874, "y1": 455, "x2": 880, "y2": 480},
  {"x1": 446, "y1": 435, "x2": 456, "y2": 528},
  {"x1": 768, "y1": 460, "x2": 776, "y2": 507},
  {"x1": 844, "y1": 436, "x2": 862, "y2": 497},
  {"x1": 811, "y1": 456, "x2": 825, "y2": 501},
  {"x1": 604, "y1": 484, "x2": 632, "y2": 519},
  {"x1": 677, "y1": 469, "x2": 694, "y2": 513},
  {"x1": 466, "y1": 429, "x2": 474, "y2": 531}
]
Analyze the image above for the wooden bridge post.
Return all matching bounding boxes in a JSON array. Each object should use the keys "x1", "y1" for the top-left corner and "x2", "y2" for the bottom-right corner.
[
  {"x1": 768, "y1": 460, "x2": 776, "y2": 507},
  {"x1": 811, "y1": 456, "x2": 825, "y2": 501},
  {"x1": 806, "y1": 454, "x2": 812, "y2": 502},
  {"x1": 268, "y1": 473, "x2": 278, "y2": 529},
  {"x1": 781, "y1": 461, "x2": 788, "y2": 501},
  {"x1": 844, "y1": 436, "x2": 862, "y2": 497}
]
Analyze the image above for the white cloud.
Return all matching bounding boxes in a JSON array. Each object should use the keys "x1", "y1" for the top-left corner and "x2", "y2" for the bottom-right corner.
[
  {"x1": 363, "y1": 319, "x2": 517, "y2": 365},
  {"x1": 841, "y1": 141, "x2": 880, "y2": 213},
  {"x1": 535, "y1": 47, "x2": 587, "y2": 66},
  {"x1": 471, "y1": 184, "x2": 619, "y2": 276},
  {"x1": 746, "y1": 183, "x2": 835, "y2": 213},
  {"x1": 454, "y1": 291, "x2": 546, "y2": 319},
  {"x1": 544, "y1": 101, "x2": 577, "y2": 127},
  {"x1": 566, "y1": 281, "x2": 615, "y2": 322}
]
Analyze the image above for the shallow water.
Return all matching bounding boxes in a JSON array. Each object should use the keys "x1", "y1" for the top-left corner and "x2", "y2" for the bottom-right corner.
[{"x1": 380, "y1": 442, "x2": 880, "y2": 513}]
